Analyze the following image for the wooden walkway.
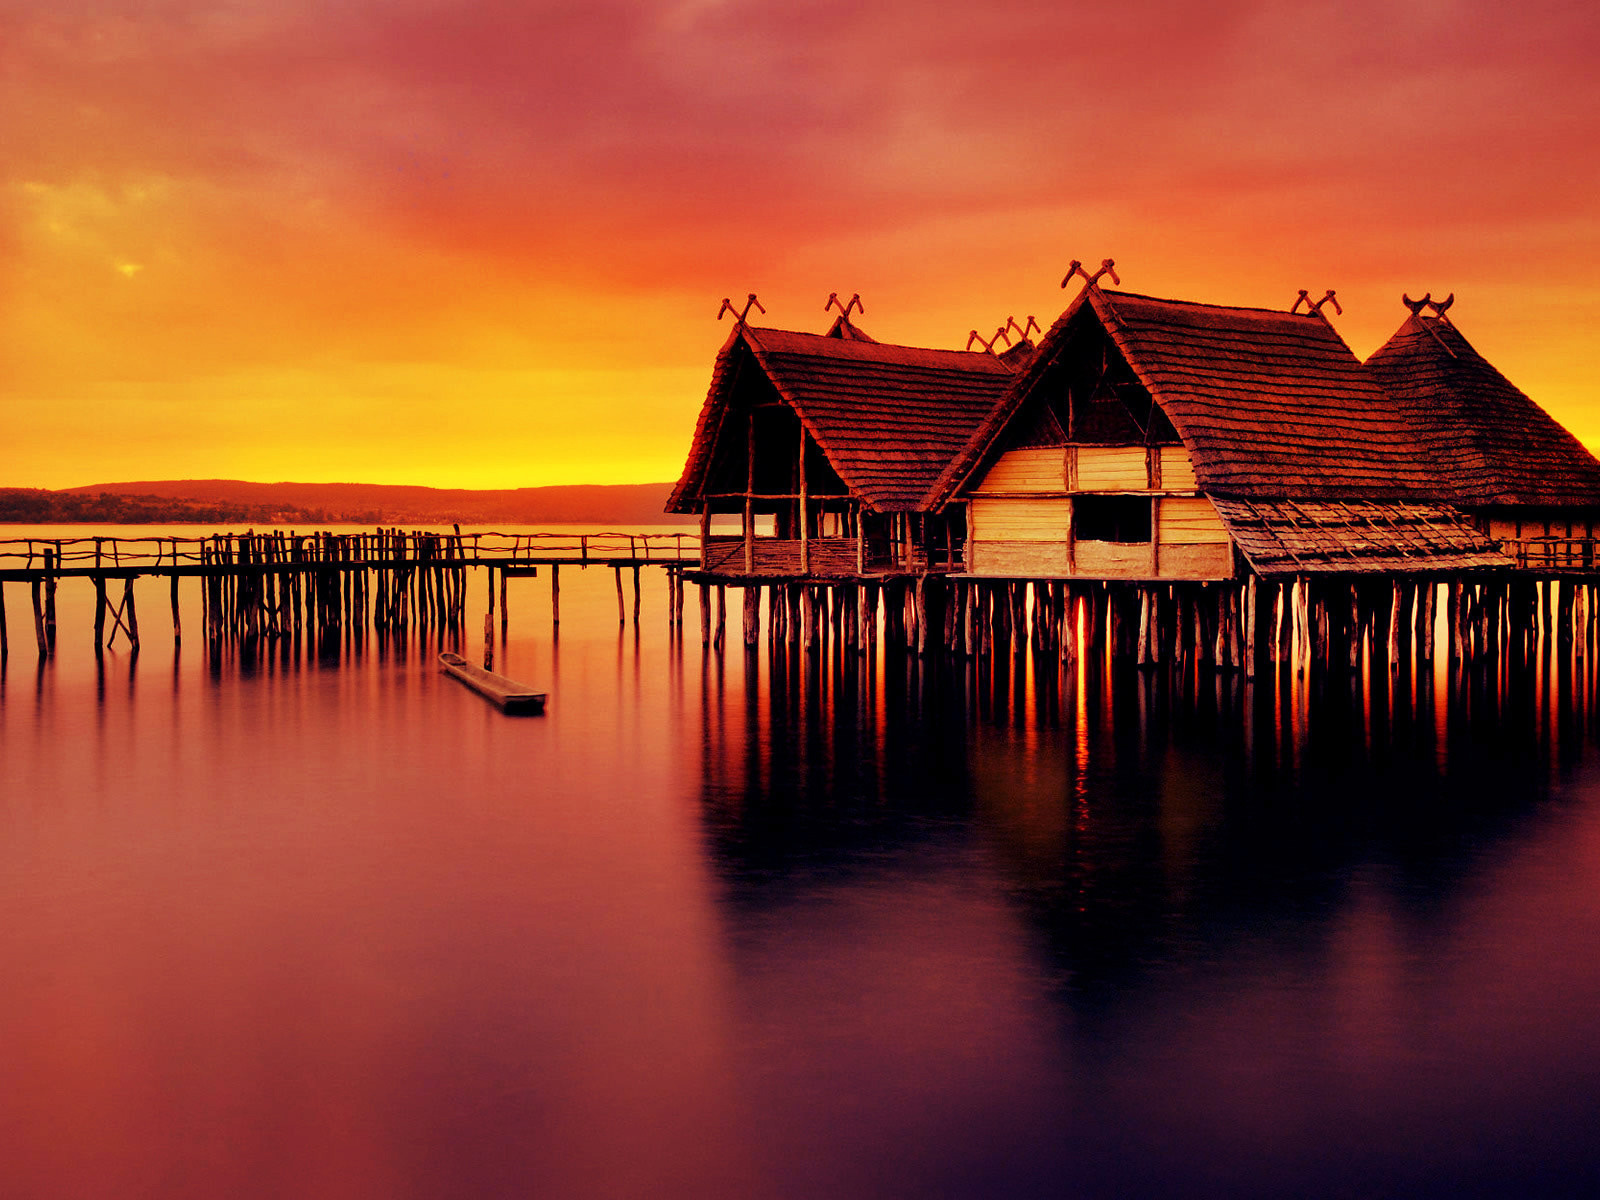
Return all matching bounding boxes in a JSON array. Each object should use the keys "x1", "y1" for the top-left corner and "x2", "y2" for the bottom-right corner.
[{"x1": 0, "y1": 530, "x2": 699, "y2": 657}]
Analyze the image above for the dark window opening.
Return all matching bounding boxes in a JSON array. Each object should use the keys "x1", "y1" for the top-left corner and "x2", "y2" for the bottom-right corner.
[{"x1": 1074, "y1": 495, "x2": 1151, "y2": 543}]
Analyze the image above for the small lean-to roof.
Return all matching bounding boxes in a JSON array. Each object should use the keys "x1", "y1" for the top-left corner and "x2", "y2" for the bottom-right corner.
[
  {"x1": 1365, "y1": 313, "x2": 1600, "y2": 508},
  {"x1": 1212, "y1": 499, "x2": 1513, "y2": 578},
  {"x1": 667, "y1": 323, "x2": 1026, "y2": 514},
  {"x1": 934, "y1": 287, "x2": 1452, "y2": 506}
]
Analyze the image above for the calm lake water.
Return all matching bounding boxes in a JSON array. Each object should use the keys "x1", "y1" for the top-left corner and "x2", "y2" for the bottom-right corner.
[{"x1": 4, "y1": 526, "x2": 1600, "y2": 1198}]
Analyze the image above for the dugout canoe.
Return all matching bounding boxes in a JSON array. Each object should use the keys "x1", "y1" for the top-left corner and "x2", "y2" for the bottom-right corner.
[{"x1": 439, "y1": 652, "x2": 547, "y2": 715}]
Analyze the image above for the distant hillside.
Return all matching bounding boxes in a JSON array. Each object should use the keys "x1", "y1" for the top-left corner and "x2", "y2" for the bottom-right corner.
[{"x1": 15, "y1": 480, "x2": 686, "y2": 526}]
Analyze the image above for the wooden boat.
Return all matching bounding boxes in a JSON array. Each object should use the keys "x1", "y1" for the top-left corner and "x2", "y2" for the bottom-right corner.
[{"x1": 438, "y1": 652, "x2": 547, "y2": 715}]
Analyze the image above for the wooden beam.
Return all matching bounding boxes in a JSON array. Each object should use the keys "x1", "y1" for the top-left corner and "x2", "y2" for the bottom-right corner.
[
  {"x1": 744, "y1": 413, "x2": 755, "y2": 575},
  {"x1": 799, "y1": 424, "x2": 809, "y2": 575}
]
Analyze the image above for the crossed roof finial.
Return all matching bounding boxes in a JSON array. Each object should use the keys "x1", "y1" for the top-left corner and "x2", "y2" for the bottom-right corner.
[
  {"x1": 717, "y1": 293, "x2": 766, "y2": 325},
  {"x1": 825, "y1": 292, "x2": 865, "y2": 319},
  {"x1": 1062, "y1": 258, "x2": 1120, "y2": 290},
  {"x1": 1292, "y1": 288, "x2": 1342, "y2": 324},
  {"x1": 1403, "y1": 292, "x2": 1454, "y2": 321},
  {"x1": 965, "y1": 325, "x2": 1012, "y2": 354},
  {"x1": 1006, "y1": 315, "x2": 1041, "y2": 341}
]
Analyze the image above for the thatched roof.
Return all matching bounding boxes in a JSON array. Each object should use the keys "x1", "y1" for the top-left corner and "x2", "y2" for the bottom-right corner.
[
  {"x1": 1212, "y1": 499, "x2": 1513, "y2": 578},
  {"x1": 667, "y1": 323, "x2": 1026, "y2": 514},
  {"x1": 1366, "y1": 314, "x2": 1600, "y2": 508},
  {"x1": 934, "y1": 288, "x2": 1450, "y2": 505}
]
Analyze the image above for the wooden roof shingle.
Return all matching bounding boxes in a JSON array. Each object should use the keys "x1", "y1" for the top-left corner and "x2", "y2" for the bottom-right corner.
[
  {"x1": 668, "y1": 324, "x2": 1026, "y2": 514},
  {"x1": 1365, "y1": 314, "x2": 1600, "y2": 508}
]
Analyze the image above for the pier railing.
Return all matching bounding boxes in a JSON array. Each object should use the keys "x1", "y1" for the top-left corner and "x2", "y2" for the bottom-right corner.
[
  {"x1": 0, "y1": 530, "x2": 701, "y2": 573},
  {"x1": 1499, "y1": 536, "x2": 1600, "y2": 573}
]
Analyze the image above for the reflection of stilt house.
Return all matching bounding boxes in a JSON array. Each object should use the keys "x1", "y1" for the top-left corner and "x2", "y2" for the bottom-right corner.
[{"x1": 666, "y1": 316, "x2": 1029, "y2": 579}]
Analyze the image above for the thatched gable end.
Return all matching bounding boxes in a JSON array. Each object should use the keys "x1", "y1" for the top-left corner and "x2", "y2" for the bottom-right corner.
[
  {"x1": 934, "y1": 288, "x2": 1461, "y2": 507},
  {"x1": 1366, "y1": 314, "x2": 1600, "y2": 509},
  {"x1": 667, "y1": 324, "x2": 1023, "y2": 515}
]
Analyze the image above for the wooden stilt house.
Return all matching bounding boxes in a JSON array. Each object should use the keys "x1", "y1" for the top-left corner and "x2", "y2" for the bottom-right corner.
[
  {"x1": 1365, "y1": 302, "x2": 1600, "y2": 573},
  {"x1": 930, "y1": 282, "x2": 1512, "y2": 582},
  {"x1": 667, "y1": 315, "x2": 1031, "y2": 580}
]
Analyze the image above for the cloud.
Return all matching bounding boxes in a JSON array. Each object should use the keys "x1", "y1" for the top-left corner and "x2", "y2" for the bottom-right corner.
[{"x1": 1, "y1": 0, "x2": 1597, "y2": 485}]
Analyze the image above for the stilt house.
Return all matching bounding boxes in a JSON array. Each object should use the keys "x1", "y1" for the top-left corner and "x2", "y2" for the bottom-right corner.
[
  {"x1": 1365, "y1": 303, "x2": 1600, "y2": 573},
  {"x1": 666, "y1": 316, "x2": 1031, "y2": 580},
  {"x1": 930, "y1": 283, "x2": 1511, "y2": 582}
]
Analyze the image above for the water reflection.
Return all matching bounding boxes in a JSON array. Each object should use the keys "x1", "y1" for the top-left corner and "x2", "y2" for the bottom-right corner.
[
  {"x1": 7, "y1": 566, "x2": 1600, "y2": 1198},
  {"x1": 694, "y1": 645, "x2": 1600, "y2": 1195}
]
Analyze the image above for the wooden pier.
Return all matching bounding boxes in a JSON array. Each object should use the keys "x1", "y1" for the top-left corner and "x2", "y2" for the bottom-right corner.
[
  {"x1": 0, "y1": 530, "x2": 696, "y2": 658},
  {"x1": 3, "y1": 530, "x2": 1598, "y2": 686}
]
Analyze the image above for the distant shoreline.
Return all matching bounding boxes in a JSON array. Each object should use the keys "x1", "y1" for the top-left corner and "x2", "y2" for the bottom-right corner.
[{"x1": 1, "y1": 480, "x2": 688, "y2": 527}]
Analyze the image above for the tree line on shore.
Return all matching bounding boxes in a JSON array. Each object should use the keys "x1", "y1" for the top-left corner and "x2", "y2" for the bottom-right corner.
[{"x1": 0, "y1": 488, "x2": 375, "y2": 525}]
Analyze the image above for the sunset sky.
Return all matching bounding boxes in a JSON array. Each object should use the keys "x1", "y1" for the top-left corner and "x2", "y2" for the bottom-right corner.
[{"x1": 4, "y1": 0, "x2": 1599, "y2": 490}]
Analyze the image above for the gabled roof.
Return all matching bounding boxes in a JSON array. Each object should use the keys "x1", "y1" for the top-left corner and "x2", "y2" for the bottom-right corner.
[
  {"x1": 1365, "y1": 314, "x2": 1600, "y2": 508},
  {"x1": 1212, "y1": 499, "x2": 1513, "y2": 577},
  {"x1": 668, "y1": 324, "x2": 1026, "y2": 513},
  {"x1": 934, "y1": 288, "x2": 1451, "y2": 505}
]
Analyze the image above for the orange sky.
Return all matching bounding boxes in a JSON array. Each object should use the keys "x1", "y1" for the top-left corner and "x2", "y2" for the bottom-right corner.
[{"x1": 4, "y1": 0, "x2": 1599, "y2": 490}]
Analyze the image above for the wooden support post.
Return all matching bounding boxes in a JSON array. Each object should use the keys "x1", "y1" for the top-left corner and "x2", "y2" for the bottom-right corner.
[
  {"x1": 1419, "y1": 582, "x2": 1436, "y2": 662},
  {"x1": 614, "y1": 567, "x2": 625, "y2": 625},
  {"x1": 1337, "y1": 583, "x2": 1353, "y2": 672},
  {"x1": 962, "y1": 582, "x2": 977, "y2": 659},
  {"x1": 800, "y1": 586, "x2": 815, "y2": 654},
  {"x1": 914, "y1": 577, "x2": 928, "y2": 656},
  {"x1": 745, "y1": 414, "x2": 756, "y2": 575},
  {"x1": 700, "y1": 583, "x2": 711, "y2": 646},
  {"x1": 715, "y1": 585, "x2": 726, "y2": 650},
  {"x1": 0, "y1": 581, "x2": 7, "y2": 660},
  {"x1": 483, "y1": 611, "x2": 494, "y2": 669},
  {"x1": 1580, "y1": 585, "x2": 1593, "y2": 668},
  {"x1": 743, "y1": 585, "x2": 760, "y2": 648},
  {"x1": 94, "y1": 576, "x2": 108, "y2": 651},
  {"x1": 1559, "y1": 579, "x2": 1575, "y2": 652},
  {"x1": 1242, "y1": 578, "x2": 1258, "y2": 679},
  {"x1": 1137, "y1": 588, "x2": 1153, "y2": 667},
  {"x1": 31, "y1": 577, "x2": 46, "y2": 657},
  {"x1": 171, "y1": 572, "x2": 181, "y2": 646},
  {"x1": 1212, "y1": 587, "x2": 1229, "y2": 669},
  {"x1": 123, "y1": 577, "x2": 140, "y2": 651},
  {"x1": 632, "y1": 565, "x2": 642, "y2": 627},
  {"x1": 552, "y1": 563, "x2": 561, "y2": 626},
  {"x1": 1398, "y1": 581, "x2": 1416, "y2": 667},
  {"x1": 1060, "y1": 585, "x2": 1077, "y2": 666},
  {"x1": 43, "y1": 548, "x2": 57, "y2": 654},
  {"x1": 799, "y1": 427, "x2": 810, "y2": 576},
  {"x1": 500, "y1": 569, "x2": 509, "y2": 637},
  {"x1": 1448, "y1": 581, "x2": 1463, "y2": 662},
  {"x1": 1305, "y1": 581, "x2": 1323, "y2": 672}
]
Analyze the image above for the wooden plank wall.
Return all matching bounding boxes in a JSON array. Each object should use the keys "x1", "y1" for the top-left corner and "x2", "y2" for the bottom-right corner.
[
  {"x1": 1074, "y1": 446, "x2": 1148, "y2": 491},
  {"x1": 967, "y1": 445, "x2": 1230, "y2": 580}
]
